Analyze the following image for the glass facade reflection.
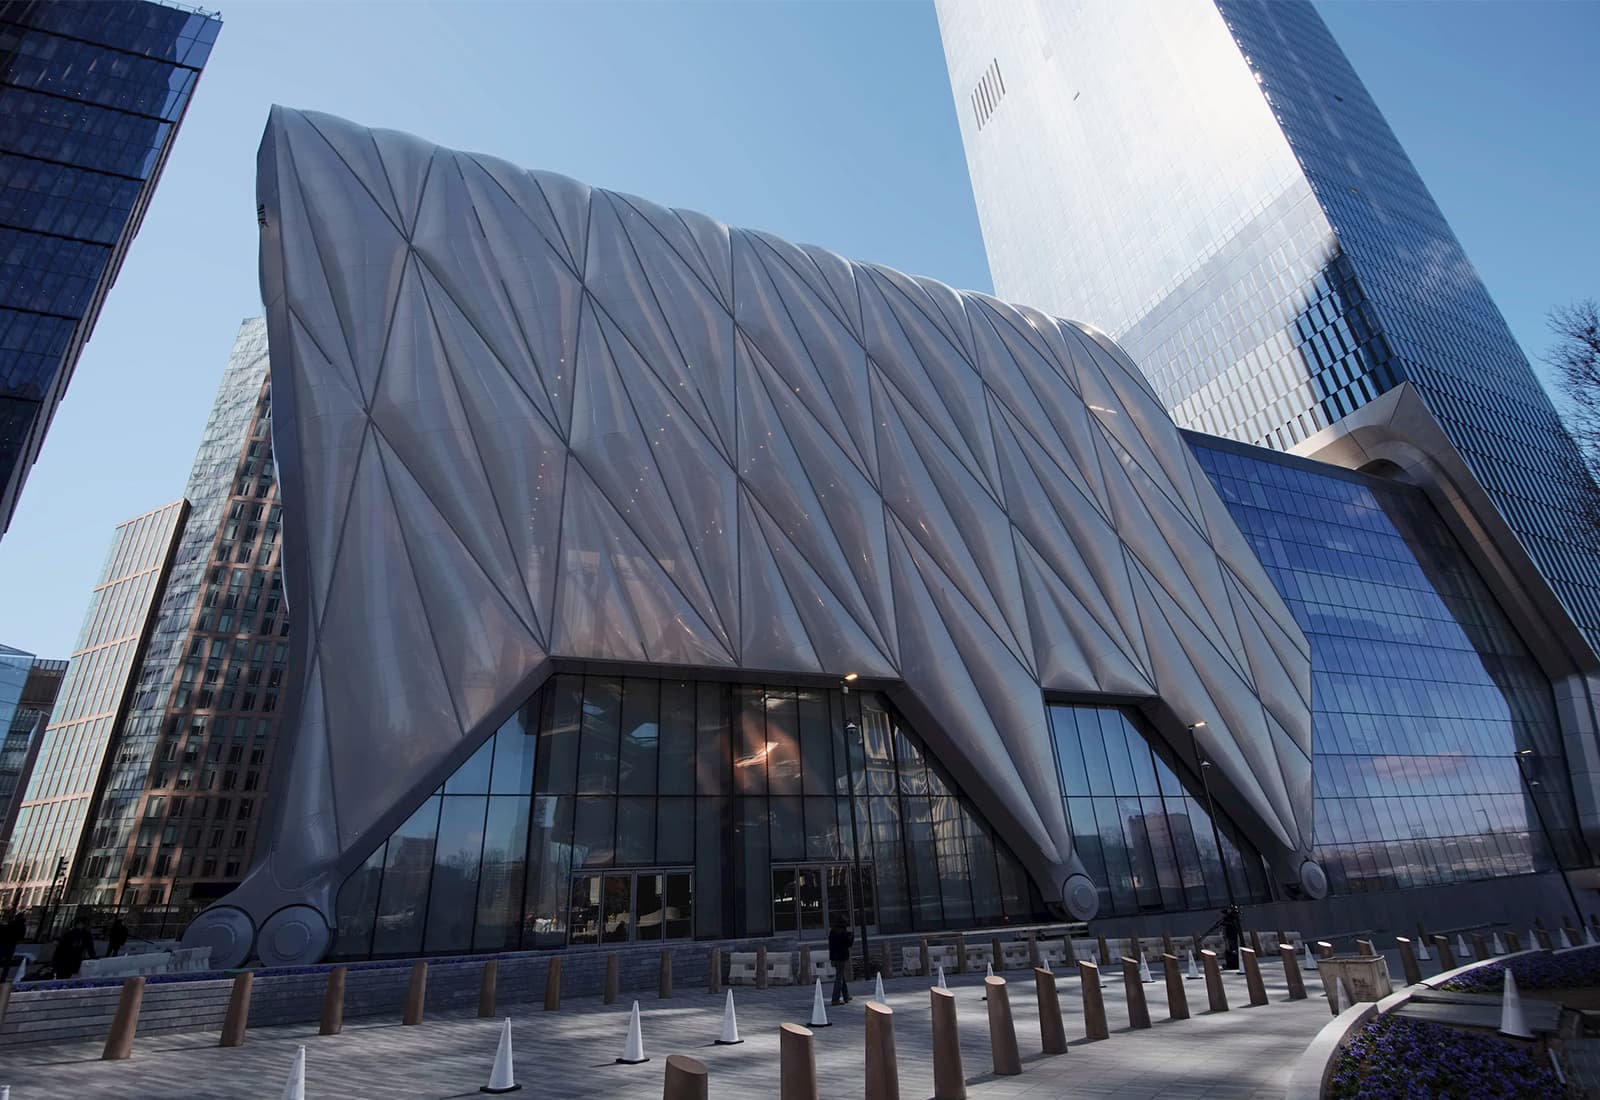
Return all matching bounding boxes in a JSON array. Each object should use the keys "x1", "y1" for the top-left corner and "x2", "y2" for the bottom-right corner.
[
  {"x1": 939, "y1": 0, "x2": 1600, "y2": 654},
  {"x1": 0, "y1": 647, "x2": 64, "y2": 858},
  {"x1": 1048, "y1": 704, "x2": 1270, "y2": 917},
  {"x1": 1193, "y1": 439, "x2": 1584, "y2": 895},
  {"x1": 332, "y1": 676, "x2": 1046, "y2": 958},
  {"x1": 0, "y1": 0, "x2": 221, "y2": 536}
]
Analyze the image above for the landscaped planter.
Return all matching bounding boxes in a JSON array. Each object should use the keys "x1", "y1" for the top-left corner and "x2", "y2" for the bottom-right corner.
[{"x1": 1328, "y1": 1014, "x2": 1561, "y2": 1099}]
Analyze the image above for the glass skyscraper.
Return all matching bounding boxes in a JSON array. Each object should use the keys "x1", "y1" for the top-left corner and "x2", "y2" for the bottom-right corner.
[
  {"x1": 0, "y1": 0, "x2": 221, "y2": 537},
  {"x1": 935, "y1": 0, "x2": 1600, "y2": 655}
]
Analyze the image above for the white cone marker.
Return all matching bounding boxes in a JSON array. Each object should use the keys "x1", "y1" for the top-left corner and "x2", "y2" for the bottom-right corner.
[
  {"x1": 1492, "y1": 933, "x2": 1506, "y2": 956},
  {"x1": 873, "y1": 972, "x2": 886, "y2": 1005},
  {"x1": 936, "y1": 964, "x2": 948, "y2": 990},
  {"x1": 1499, "y1": 969, "x2": 1533, "y2": 1039},
  {"x1": 1587, "y1": 926, "x2": 1598, "y2": 947},
  {"x1": 1187, "y1": 951, "x2": 1200, "y2": 980},
  {"x1": 1417, "y1": 937, "x2": 1432, "y2": 962},
  {"x1": 715, "y1": 989, "x2": 743, "y2": 1045},
  {"x1": 810, "y1": 978, "x2": 831, "y2": 1027},
  {"x1": 1139, "y1": 955, "x2": 1154, "y2": 984},
  {"x1": 1303, "y1": 943, "x2": 1315, "y2": 971},
  {"x1": 1560, "y1": 926, "x2": 1575, "y2": 949},
  {"x1": 616, "y1": 1001, "x2": 649, "y2": 1065},
  {"x1": 480, "y1": 1019, "x2": 520, "y2": 1094},
  {"x1": 280, "y1": 1044, "x2": 307, "y2": 1100},
  {"x1": 982, "y1": 961, "x2": 994, "y2": 999},
  {"x1": 1457, "y1": 934, "x2": 1470, "y2": 959}
]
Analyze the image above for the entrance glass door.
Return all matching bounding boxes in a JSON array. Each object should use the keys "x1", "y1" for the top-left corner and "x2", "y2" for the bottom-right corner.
[
  {"x1": 568, "y1": 869, "x2": 693, "y2": 945},
  {"x1": 772, "y1": 862, "x2": 872, "y2": 937}
]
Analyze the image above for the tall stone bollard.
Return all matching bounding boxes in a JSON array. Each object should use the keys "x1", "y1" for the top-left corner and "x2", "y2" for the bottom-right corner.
[
  {"x1": 708, "y1": 947, "x2": 722, "y2": 995},
  {"x1": 1316, "y1": 940, "x2": 1334, "y2": 960},
  {"x1": 1432, "y1": 935, "x2": 1456, "y2": 970},
  {"x1": 1471, "y1": 932, "x2": 1490, "y2": 962},
  {"x1": 1097, "y1": 933, "x2": 1111, "y2": 967},
  {"x1": 956, "y1": 933, "x2": 969, "y2": 974},
  {"x1": 864, "y1": 1001, "x2": 899, "y2": 1100},
  {"x1": 1163, "y1": 953, "x2": 1190, "y2": 1020},
  {"x1": 1396, "y1": 938, "x2": 1422, "y2": 986},
  {"x1": 1280, "y1": 944, "x2": 1306, "y2": 1000},
  {"x1": 1121, "y1": 957, "x2": 1152, "y2": 1029},
  {"x1": 605, "y1": 953, "x2": 620, "y2": 1005},
  {"x1": 757, "y1": 945, "x2": 769, "y2": 991},
  {"x1": 1356, "y1": 939, "x2": 1374, "y2": 958},
  {"x1": 221, "y1": 971, "x2": 255, "y2": 1046},
  {"x1": 478, "y1": 960, "x2": 498, "y2": 1018},
  {"x1": 781, "y1": 1023, "x2": 819, "y2": 1100},
  {"x1": 991, "y1": 937, "x2": 1004, "y2": 974},
  {"x1": 984, "y1": 976, "x2": 1022, "y2": 1075},
  {"x1": 544, "y1": 956, "x2": 562, "y2": 1012},
  {"x1": 662, "y1": 1053, "x2": 709, "y2": 1100},
  {"x1": 1033, "y1": 966, "x2": 1068, "y2": 1054},
  {"x1": 320, "y1": 966, "x2": 347, "y2": 1036},
  {"x1": 1241, "y1": 948, "x2": 1268, "y2": 1007},
  {"x1": 929, "y1": 988, "x2": 966, "y2": 1099},
  {"x1": 101, "y1": 976, "x2": 145, "y2": 1060},
  {"x1": 1200, "y1": 950, "x2": 1228, "y2": 1013},
  {"x1": 1078, "y1": 961, "x2": 1109, "y2": 1040},
  {"x1": 659, "y1": 949, "x2": 674, "y2": 999},
  {"x1": 402, "y1": 961, "x2": 427, "y2": 1026}
]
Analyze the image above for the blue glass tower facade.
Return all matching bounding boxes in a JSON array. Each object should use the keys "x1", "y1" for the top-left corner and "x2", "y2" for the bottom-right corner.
[
  {"x1": 936, "y1": 0, "x2": 1600, "y2": 656},
  {"x1": 0, "y1": 0, "x2": 221, "y2": 537}
]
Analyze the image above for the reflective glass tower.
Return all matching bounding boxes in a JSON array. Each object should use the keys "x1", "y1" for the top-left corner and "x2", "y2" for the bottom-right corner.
[
  {"x1": 0, "y1": 0, "x2": 221, "y2": 537},
  {"x1": 935, "y1": 0, "x2": 1600, "y2": 655}
]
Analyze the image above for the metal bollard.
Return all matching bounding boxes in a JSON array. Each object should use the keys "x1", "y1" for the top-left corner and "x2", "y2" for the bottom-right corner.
[
  {"x1": 991, "y1": 937, "x2": 1004, "y2": 974},
  {"x1": 929, "y1": 987, "x2": 966, "y2": 1100},
  {"x1": 220, "y1": 971, "x2": 254, "y2": 1046},
  {"x1": 1163, "y1": 953, "x2": 1189, "y2": 1020},
  {"x1": 1200, "y1": 949, "x2": 1228, "y2": 1013},
  {"x1": 1396, "y1": 937, "x2": 1422, "y2": 986},
  {"x1": 1097, "y1": 933, "x2": 1111, "y2": 967},
  {"x1": 1432, "y1": 935, "x2": 1456, "y2": 970},
  {"x1": 1356, "y1": 939, "x2": 1374, "y2": 958},
  {"x1": 544, "y1": 955, "x2": 562, "y2": 1012},
  {"x1": 1034, "y1": 966, "x2": 1068, "y2": 1054},
  {"x1": 1241, "y1": 948, "x2": 1268, "y2": 1007},
  {"x1": 920, "y1": 939, "x2": 931, "y2": 978},
  {"x1": 1078, "y1": 960, "x2": 1108, "y2": 1040},
  {"x1": 757, "y1": 945, "x2": 769, "y2": 990},
  {"x1": 1470, "y1": 933, "x2": 1490, "y2": 962},
  {"x1": 864, "y1": 1002, "x2": 899, "y2": 1100},
  {"x1": 1280, "y1": 944, "x2": 1306, "y2": 1000},
  {"x1": 956, "y1": 932, "x2": 969, "y2": 974},
  {"x1": 478, "y1": 959, "x2": 498, "y2": 1018},
  {"x1": 984, "y1": 976, "x2": 1021, "y2": 1076},
  {"x1": 320, "y1": 965, "x2": 347, "y2": 1035},
  {"x1": 1316, "y1": 940, "x2": 1334, "y2": 960},
  {"x1": 708, "y1": 946, "x2": 722, "y2": 995},
  {"x1": 402, "y1": 961, "x2": 427, "y2": 1026},
  {"x1": 659, "y1": 949, "x2": 674, "y2": 999},
  {"x1": 661, "y1": 1053, "x2": 709, "y2": 1100},
  {"x1": 781, "y1": 1022, "x2": 819, "y2": 1100},
  {"x1": 1122, "y1": 957, "x2": 1152, "y2": 1028},
  {"x1": 101, "y1": 977, "x2": 145, "y2": 1061},
  {"x1": 605, "y1": 953, "x2": 620, "y2": 1005}
]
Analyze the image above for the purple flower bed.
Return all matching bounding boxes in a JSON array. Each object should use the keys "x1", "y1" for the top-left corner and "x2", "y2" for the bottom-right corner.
[
  {"x1": 1440, "y1": 944, "x2": 1600, "y2": 994},
  {"x1": 1329, "y1": 1014, "x2": 1561, "y2": 1099}
]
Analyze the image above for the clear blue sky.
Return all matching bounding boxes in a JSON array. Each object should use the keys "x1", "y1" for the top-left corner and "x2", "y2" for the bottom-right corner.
[{"x1": 2, "y1": 0, "x2": 1596, "y2": 659}]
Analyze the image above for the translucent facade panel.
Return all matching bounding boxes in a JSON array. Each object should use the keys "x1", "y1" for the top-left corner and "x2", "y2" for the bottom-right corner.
[
  {"x1": 331, "y1": 677, "x2": 1044, "y2": 957},
  {"x1": 1193, "y1": 440, "x2": 1583, "y2": 894}
]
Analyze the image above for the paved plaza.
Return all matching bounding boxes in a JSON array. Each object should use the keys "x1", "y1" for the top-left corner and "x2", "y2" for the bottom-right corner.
[{"x1": 0, "y1": 959, "x2": 1341, "y2": 1099}]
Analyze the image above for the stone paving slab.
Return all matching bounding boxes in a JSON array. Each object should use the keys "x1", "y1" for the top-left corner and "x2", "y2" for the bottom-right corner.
[{"x1": 0, "y1": 962, "x2": 1336, "y2": 1099}]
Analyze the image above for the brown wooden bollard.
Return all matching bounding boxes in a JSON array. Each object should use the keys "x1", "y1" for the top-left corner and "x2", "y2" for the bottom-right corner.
[
  {"x1": 1078, "y1": 960, "x2": 1109, "y2": 1040},
  {"x1": 662, "y1": 1053, "x2": 709, "y2": 1100},
  {"x1": 1396, "y1": 937, "x2": 1422, "y2": 986},
  {"x1": 799, "y1": 944, "x2": 812, "y2": 986},
  {"x1": 864, "y1": 1001, "x2": 899, "y2": 1100},
  {"x1": 781, "y1": 1022, "x2": 819, "y2": 1100},
  {"x1": 708, "y1": 947, "x2": 722, "y2": 995},
  {"x1": 984, "y1": 976, "x2": 1021, "y2": 1075},
  {"x1": 1062, "y1": 933, "x2": 1076, "y2": 965},
  {"x1": 991, "y1": 937, "x2": 1004, "y2": 973},
  {"x1": 1280, "y1": 943, "x2": 1306, "y2": 1000},
  {"x1": 1163, "y1": 953, "x2": 1190, "y2": 1019},
  {"x1": 1277, "y1": 929, "x2": 1289, "y2": 950},
  {"x1": 403, "y1": 961, "x2": 427, "y2": 1026},
  {"x1": 1470, "y1": 932, "x2": 1490, "y2": 962},
  {"x1": 1097, "y1": 933, "x2": 1111, "y2": 966},
  {"x1": 1241, "y1": 948, "x2": 1268, "y2": 1007},
  {"x1": 956, "y1": 932, "x2": 968, "y2": 974},
  {"x1": 1316, "y1": 940, "x2": 1334, "y2": 960},
  {"x1": 1356, "y1": 939, "x2": 1374, "y2": 958},
  {"x1": 101, "y1": 976, "x2": 145, "y2": 1060},
  {"x1": 1250, "y1": 930, "x2": 1263, "y2": 957},
  {"x1": 1162, "y1": 930, "x2": 1175, "y2": 958},
  {"x1": 659, "y1": 949, "x2": 674, "y2": 999},
  {"x1": 478, "y1": 959, "x2": 498, "y2": 1018},
  {"x1": 920, "y1": 938, "x2": 932, "y2": 977},
  {"x1": 1027, "y1": 936, "x2": 1042, "y2": 971},
  {"x1": 220, "y1": 971, "x2": 254, "y2": 1046},
  {"x1": 1129, "y1": 935, "x2": 1143, "y2": 963},
  {"x1": 1121, "y1": 957, "x2": 1152, "y2": 1029},
  {"x1": 880, "y1": 941, "x2": 894, "y2": 981},
  {"x1": 320, "y1": 965, "x2": 347, "y2": 1036},
  {"x1": 1534, "y1": 927, "x2": 1553, "y2": 950},
  {"x1": 544, "y1": 955, "x2": 562, "y2": 1012},
  {"x1": 757, "y1": 945, "x2": 769, "y2": 990},
  {"x1": 1034, "y1": 966, "x2": 1067, "y2": 1054},
  {"x1": 604, "y1": 953, "x2": 620, "y2": 1005},
  {"x1": 1432, "y1": 935, "x2": 1456, "y2": 970},
  {"x1": 929, "y1": 988, "x2": 966, "y2": 1100},
  {"x1": 1506, "y1": 931, "x2": 1522, "y2": 953},
  {"x1": 1200, "y1": 949, "x2": 1228, "y2": 1012}
]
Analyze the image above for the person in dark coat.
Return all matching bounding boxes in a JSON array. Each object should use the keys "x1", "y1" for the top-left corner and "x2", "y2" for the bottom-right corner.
[
  {"x1": 828, "y1": 914, "x2": 854, "y2": 1006},
  {"x1": 51, "y1": 917, "x2": 95, "y2": 979},
  {"x1": 107, "y1": 916, "x2": 129, "y2": 957},
  {"x1": 1221, "y1": 905, "x2": 1243, "y2": 970}
]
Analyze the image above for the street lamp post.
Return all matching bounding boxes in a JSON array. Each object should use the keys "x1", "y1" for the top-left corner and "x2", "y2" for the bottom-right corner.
[
  {"x1": 1188, "y1": 722, "x2": 1236, "y2": 909},
  {"x1": 1515, "y1": 749, "x2": 1586, "y2": 929}
]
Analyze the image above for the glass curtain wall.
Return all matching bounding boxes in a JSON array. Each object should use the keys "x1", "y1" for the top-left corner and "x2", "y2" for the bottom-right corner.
[
  {"x1": 1048, "y1": 704, "x2": 1271, "y2": 918},
  {"x1": 331, "y1": 676, "x2": 1043, "y2": 959},
  {"x1": 1193, "y1": 441, "x2": 1584, "y2": 894}
]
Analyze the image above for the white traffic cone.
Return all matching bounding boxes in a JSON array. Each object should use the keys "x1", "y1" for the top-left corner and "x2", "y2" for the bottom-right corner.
[
  {"x1": 1416, "y1": 937, "x2": 1431, "y2": 962},
  {"x1": 1457, "y1": 934, "x2": 1470, "y2": 959},
  {"x1": 616, "y1": 1001, "x2": 649, "y2": 1065},
  {"x1": 280, "y1": 1044, "x2": 306, "y2": 1100},
  {"x1": 810, "y1": 978, "x2": 831, "y2": 1027},
  {"x1": 873, "y1": 972, "x2": 887, "y2": 1005},
  {"x1": 1187, "y1": 951, "x2": 1200, "y2": 980},
  {"x1": 1586, "y1": 926, "x2": 1598, "y2": 947},
  {"x1": 715, "y1": 989, "x2": 743, "y2": 1045},
  {"x1": 1499, "y1": 969, "x2": 1533, "y2": 1039},
  {"x1": 936, "y1": 964, "x2": 948, "y2": 990},
  {"x1": 480, "y1": 1019, "x2": 519, "y2": 1094},
  {"x1": 1559, "y1": 926, "x2": 1574, "y2": 949},
  {"x1": 982, "y1": 961, "x2": 993, "y2": 999},
  {"x1": 1492, "y1": 933, "x2": 1506, "y2": 956},
  {"x1": 1139, "y1": 955, "x2": 1154, "y2": 984}
]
